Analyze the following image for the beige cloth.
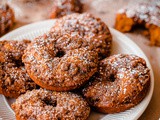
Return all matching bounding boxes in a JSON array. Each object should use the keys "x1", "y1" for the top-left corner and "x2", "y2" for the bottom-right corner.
[{"x1": 3, "y1": 0, "x2": 160, "y2": 119}]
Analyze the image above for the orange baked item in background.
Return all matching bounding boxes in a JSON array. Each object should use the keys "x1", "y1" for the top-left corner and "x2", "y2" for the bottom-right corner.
[
  {"x1": 0, "y1": 4, "x2": 15, "y2": 36},
  {"x1": 115, "y1": 3, "x2": 160, "y2": 46},
  {"x1": 50, "y1": 0, "x2": 83, "y2": 18}
]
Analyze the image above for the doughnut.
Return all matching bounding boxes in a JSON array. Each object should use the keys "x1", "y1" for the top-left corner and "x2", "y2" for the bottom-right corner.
[
  {"x1": 0, "y1": 40, "x2": 30, "y2": 63},
  {"x1": 12, "y1": 88, "x2": 90, "y2": 120},
  {"x1": 22, "y1": 34, "x2": 98, "y2": 91},
  {"x1": 115, "y1": 2, "x2": 160, "y2": 46},
  {"x1": 0, "y1": 40, "x2": 37, "y2": 98},
  {"x1": 50, "y1": 0, "x2": 83, "y2": 18},
  {"x1": 0, "y1": 4, "x2": 15, "y2": 36},
  {"x1": 82, "y1": 54, "x2": 150, "y2": 113},
  {"x1": 50, "y1": 13, "x2": 112, "y2": 59}
]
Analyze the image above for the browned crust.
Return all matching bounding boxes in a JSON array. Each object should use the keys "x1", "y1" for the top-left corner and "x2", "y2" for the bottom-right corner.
[
  {"x1": 115, "y1": 3, "x2": 160, "y2": 46},
  {"x1": 27, "y1": 66, "x2": 97, "y2": 91},
  {"x1": 0, "y1": 4, "x2": 15, "y2": 36},
  {"x1": 92, "y1": 79, "x2": 150, "y2": 113},
  {"x1": 51, "y1": 13, "x2": 112, "y2": 59},
  {"x1": 83, "y1": 54, "x2": 150, "y2": 113},
  {"x1": 12, "y1": 89, "x2": 90, "y2": 120},
  {"x1": 50, "y1": 0, "x2": 83, "y2": 18},
  {"x1": 0, "y1": 40, "x2": 37, "y2": 98},
  {"x1": 23, "y1": 36, "x2": 99, "y2": 91}
]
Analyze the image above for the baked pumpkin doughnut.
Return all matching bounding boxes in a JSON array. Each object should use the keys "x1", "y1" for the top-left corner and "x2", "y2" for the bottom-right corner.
[
  {"x1": 0, "y1": 4, "x2": 15, "y2": 36},
  {"x1": 115, "y1": 2, "x2": 160, "y2": 46},
  {"x1": 0, "y1": 40, "x2": 37, "y2": 98},
  {"x1": 50, "y1": 0, "x2": 83, "y2": 18},
  {"x1": 50, "y1": 13, "x2": 112, "y2": 59},
  {"x1": 83, "y1": 54, "x2": 150, "y2": 113},
  {"x1": 12, "y1": 88, "x2": 90, "y2": 120},
  {"x1": 0, "y1": 40, "x2": 30, "y2": 63},
  {"x1": 22, "y1": 34, "x2": 98, "y2": 91}
]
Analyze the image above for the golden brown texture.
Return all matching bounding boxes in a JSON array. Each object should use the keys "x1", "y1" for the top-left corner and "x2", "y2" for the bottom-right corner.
[
  {"x1": 22, "y1": 33, "x2": 98, "y2": 91},
  {"x1": 50, "y1": 0, "x2": 83, "y2": 18},
  {"x1": 0, "y1": 40, "x2": 37, "y2": 98},
  {"x1": 12, "y1": 89, "x2": 90, "y2": 120},
  {"x1": 83, "y1": 54, "x2": 150, "y2": 113},
  {"x1": 0, "y1": 4, "x2": 15, "y2": 36},
  {"x1": 51, "y1": 13, "x2": 112, "y2": 59},
  {"x1": 115, "y1": 3, "x2": 160, "y2": 46}
]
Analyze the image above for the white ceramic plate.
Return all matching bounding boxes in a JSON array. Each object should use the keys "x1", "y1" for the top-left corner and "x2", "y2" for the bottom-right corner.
[{"x1": 0, "y1": 20, "x2": 154, "y2": 120}]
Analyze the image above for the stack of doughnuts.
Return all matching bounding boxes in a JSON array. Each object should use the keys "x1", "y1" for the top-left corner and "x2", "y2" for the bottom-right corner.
[{"x1": 0, "y1": 13, "x2": 150, "y2": 120}]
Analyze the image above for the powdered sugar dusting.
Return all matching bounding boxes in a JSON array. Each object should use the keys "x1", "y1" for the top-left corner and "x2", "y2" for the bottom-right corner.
[
  {"x1": 12, "y1": 89, "x2": 90, "y2": 120},
  {"x1": 119, "y1": 3, "x2": 160, "y2": 26},
  {"x1": 0, "y1": 40, "x2": 37, "y2": 98},
  {"x1": 83, "y1": 54, "x2": 150, "y2": 113},
  {"x1": 22, "y1": 31, "x2": 98, "y2": 91},
  {"x1": 50, "y1": 13, "x2": 112, "y2": 59},
  {"x1": 50, "y1": 0, "x2": 83, "y2": 18}
]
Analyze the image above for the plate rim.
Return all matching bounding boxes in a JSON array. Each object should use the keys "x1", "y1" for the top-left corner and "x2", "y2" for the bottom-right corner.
[
  {"x1": 109, "y1": 28, "x2": 154, "y2": 120},
  {"x1": 0, "y1": 20, "x2": 154, "y2": 120}
]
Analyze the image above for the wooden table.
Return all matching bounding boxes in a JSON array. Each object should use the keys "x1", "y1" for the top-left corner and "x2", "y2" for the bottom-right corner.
[{"x1": 4, "y1": 0, "x2": 160, "y2": 119}]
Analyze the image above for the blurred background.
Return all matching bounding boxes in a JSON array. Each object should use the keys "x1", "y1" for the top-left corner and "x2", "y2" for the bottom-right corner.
[{"x1": 0, "y1": 0, "x2": 160, "y2": 120}]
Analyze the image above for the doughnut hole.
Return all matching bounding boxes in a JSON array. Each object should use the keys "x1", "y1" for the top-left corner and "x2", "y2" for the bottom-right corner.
[
  {"x1": 55, "y1": 50, "x2": 65, "y2": 58},
  {"x1": 12, "y1": 89, "x2": 90, "y2": 120},
  {"x1": 55, "y1": 48, "x2": 98, "y2": 90},
  {"x1": 42, "y1": 97, "x2": 57, "y2": 107},
  {"x1": 83, "y1": 54, "x2": 150, "y2": 113},
  {"x1": 50, "y1": 13, "x2": 112, "y2": 59},
  {"x1": 109, "y1": 74, "x2": 116, "y2": 82},
  {"x1": 0, "y1": 40, "x2": 37, "y2": 98},
  {"x1": 22, "y1": 36, "x2": 99, "y2": 91}
]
